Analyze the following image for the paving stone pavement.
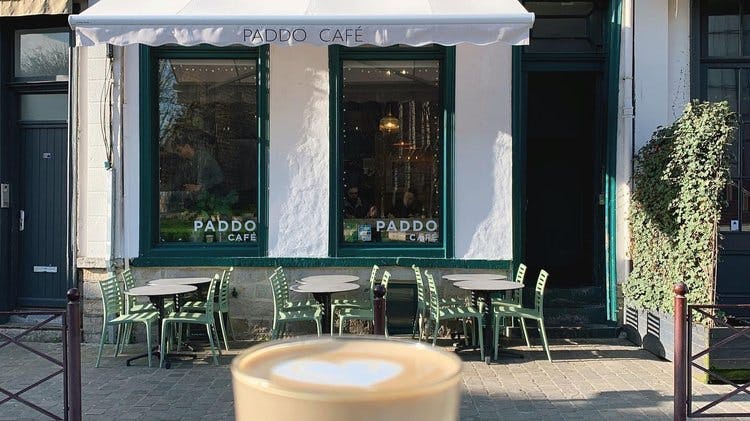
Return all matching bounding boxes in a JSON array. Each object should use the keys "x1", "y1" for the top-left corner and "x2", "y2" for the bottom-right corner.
[{"x1": 1, "y1": 338, "x2": 749, "y2": 420}]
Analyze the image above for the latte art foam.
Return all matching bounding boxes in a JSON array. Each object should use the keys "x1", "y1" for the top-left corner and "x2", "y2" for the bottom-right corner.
[{"x1": 271, "y1": 358, "x2": 403, "y2": 388}]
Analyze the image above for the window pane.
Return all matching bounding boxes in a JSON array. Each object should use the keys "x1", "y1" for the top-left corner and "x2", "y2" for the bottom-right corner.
[
  {"x1": 157, "y1": 58, "x2": 258, "y2": 244},
  {"x1": 743, "y1": 180, "x2": 750, "y2": 230},
  {"x1": 706, "y1": 0, "x2": 741, "y2": 56},
  {"x1": 523, "y1": 1, "x2": 604, "y2": 53},
  {"x1": 19, "y1": 94, "x2": 67, "y2": 121},
  {"x1": 340, "y1": 59, "x2": 442, "y2": 245},
  {"x1": 707, "y1": 68, "x2": 738, "y2": 112},
  {"x1": 15, "y1": 30, "x2": 69, "y2": 81},
  {"x1": 720, "y1": 180, "x2": 740, "y2": 231}
]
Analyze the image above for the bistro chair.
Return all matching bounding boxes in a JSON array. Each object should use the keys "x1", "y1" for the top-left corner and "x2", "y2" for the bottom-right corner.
[
  {"x1": 412, "y1": 265, "x2": 464, "y2": 341},
  {"x1": 425, "y1": 271, "x2": 485, "y2": 360},
  {"x1": 492, "y1": 269, "x2": 552, "y2": 362},
  {"x1": 336, "y1": 271, "x2": 390, "y2": 336},
  {"x1": 269, "y1": 270, "x2": 322, "y2": 339},
  {"x1": 488, "y1": 263, "x2": 526, "y2": 346},
  {"x1": 160, "y1": 276, "x2": 222, "y2": 367},
  {"x1": 330, "y1": 264, "x2": 379, "y2": 331},
  {"x1": 96, "y1": 275, "x2": 158, "y2": 368},
  {"x1": 181, "y1": 267, "x2": 235, "y2": 350}
]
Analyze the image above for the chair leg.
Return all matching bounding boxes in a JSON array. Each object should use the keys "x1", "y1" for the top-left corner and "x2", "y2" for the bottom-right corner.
[
  {"x1": 144, "y1": 322, "x2": 152, "y2": 368},
  {"x1": 206, "y1": 324, "x2": 219, "y2": 366},
  {"x1": 462, "y1": 320, "x2": 469, "y2": 346},
  {"x1": 476, "y1": 317, "x2": 485, "y2": 361},
  {"x1": 114, "y1": 325, "x2": 123, "y2": 357},
  {"x1": 315, "y1": 318, "x2": 322, "y2": 336},
  {"x1": 331, "y1": 309, "x2": 336, "y2": 337},
  {"x1": 538, "y1": 319, "x2": 552, "y2": 362},
  {"x1": 339, "y1": 316, "x2": 345, "y2": 336},
  {"x1": 271, "y1": 317, "x2": 278, "y2": 340},
  {"x1": 416, "y1": 314, "x2": 424, "y2": 342},
  {"x1": 226, "y1": 311, "x2": 235, "y2": 340},
  {"x1": 218, "y1": 312, "x2": 230, "y2": 351},
  {"x1": 96, "y1": 322, "x2": 107, "y2": 368},
  {"x1": 159, "y1": 321, "x2": 169, "y2": 368},
  {"x1": 519, "y1": 317, "x2": 531, "y2": 348},
  {"x1": 432, "y1": 320, "x2": 439, "y2": 347},
  {"x1": 121, "y1": 324, "x2": 132, "y2": 354},
  {"x1": 493, "y1": 313, "x2": 501, "y2": 361}
]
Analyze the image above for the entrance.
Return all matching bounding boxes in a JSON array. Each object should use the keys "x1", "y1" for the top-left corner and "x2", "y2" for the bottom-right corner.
[
  {"x1": 0, "y1": 21, "x2": 72, "y2": 308},
  {"x1": 522, "y1": 70, "x2": 607, "y2": 324}
]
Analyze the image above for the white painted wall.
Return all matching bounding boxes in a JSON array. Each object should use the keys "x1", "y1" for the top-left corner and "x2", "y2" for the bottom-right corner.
[
  {"x1": 76, "y1": 44, "x2": 114, "y2": 261},
  {"x1": 80, "y1": 45, "x2": 513, "y2": 260},
  {"x1": 267, "y1": 46, "x2": 330, "y2": 257},
  {"x1": 454, "y1": 43, "x2": 513, "y2": 260}
]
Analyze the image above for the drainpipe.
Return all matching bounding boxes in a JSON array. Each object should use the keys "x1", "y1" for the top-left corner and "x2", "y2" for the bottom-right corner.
[
  {"x1": 69, "y1": 44, "x2": 80, "y2": 293},
  {"x1": 619, "y1": 0, "x2": 635, "y2": 282}
]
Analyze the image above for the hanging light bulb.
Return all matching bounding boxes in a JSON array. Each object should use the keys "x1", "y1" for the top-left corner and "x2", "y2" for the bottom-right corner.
[{"x1": 379, "y1": 110, "x2": 400, "y2": 133}]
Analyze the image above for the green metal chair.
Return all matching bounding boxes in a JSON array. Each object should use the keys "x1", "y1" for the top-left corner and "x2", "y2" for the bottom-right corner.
[
  {"x1": 181, "y1": 267, "x2": 235, "y2": 350},
  {"x1": 95, "y1": 275, "x2": 158, "y2": 368},
  {"x1": 330, "y1": 264, "x2": 379, "y2": 332},
  {"x1": 493, "y1": 269, "x2": 552, "y2": 362},
  {"x1": 120, "y1": 269, "x2": 158, "y2": 313},
  {"x1": 160, "y1": 276, "x2": 222, "y2": 367},
  {"x1": 411, "y1": 265, "x2": 463, "y2": 341},
  {"x1": 492, "y1": 263, "x2": 526, "y2": 306},
  {"x1": 425, "y1": 271, "x2": 485, "y2": 360},
  {"x1": 336, "y1": 271, "x2": 390, "y2": 336},
  {"x1": 270, "y1": 270, "x2": 322, "y2": 339}
]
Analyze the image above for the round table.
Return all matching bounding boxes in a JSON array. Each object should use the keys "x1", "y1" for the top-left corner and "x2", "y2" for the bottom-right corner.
[
  {"x1": 299, "y1": 275, "x2": 359, "y2": 284},
  {"x1": 290, "y1": 282, "x2": 360, "y2": 334},
  {"x1": 442, "y1": 273, "x2": 508, "y2": 281},
  {"x1": 124, "y1": 284, "x2": 197, "y2": 367},
  {"x1": 147, "y1": 277, "x2": 213, "y2": 286},
  {"x1": 453, "y1": 280, "x2": 523, "y2": 363}
]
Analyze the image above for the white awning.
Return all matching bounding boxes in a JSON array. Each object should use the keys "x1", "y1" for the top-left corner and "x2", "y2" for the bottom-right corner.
[{"x1": 68, "y1": 0, "x2": 534, "y2": 47}]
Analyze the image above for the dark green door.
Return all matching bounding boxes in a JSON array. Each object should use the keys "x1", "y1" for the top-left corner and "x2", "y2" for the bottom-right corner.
[{"x1": 16, "y1": 93, "x2": 70, "y2": 307}]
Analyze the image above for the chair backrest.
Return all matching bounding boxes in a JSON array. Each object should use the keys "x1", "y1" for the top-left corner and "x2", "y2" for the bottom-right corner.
[
  {"x1": 425, "y1": 271, "x2": 440, "y2": 317},
  {"x1": 204, "y1": 275, "x2": 220, "y2": 314},
  {"x1": 99, "y1": 275, "x2": 124, "y2": 319},
  {"x1": 121, "y1": 268, "x2": 137, "y2": 290},
  {"x1": 274, "y1": 266, "x2": 291, "y2": 303},
  {"x1": 514, "y1": 263, "x2": 527, "y2": 284},
  {"x1": 218, "y1": 267, "x2": 233, "y2": 310},
  {"x1": 534, "y1": 270, "x2": 549, "y2": 314},
  {"x1": 412, "y1": 265, "x2": 427, "y2": 310},
  {"x1": 380, "y1": 271, "x2": 390, "y2": 301},
  {"x1": 269, "y1": 270, "x2": 285, "y2": 315}
]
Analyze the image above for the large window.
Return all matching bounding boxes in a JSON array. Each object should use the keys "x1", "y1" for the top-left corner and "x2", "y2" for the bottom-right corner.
[
  {"x1": 699, "y1": 0, "x2": 750, "y2": 232},
  {"x1": 330, "y1": 47, "x2": 454, "y2": 257},
  {"x1": 140, "y1": 47, "x2": 268, "y2": 257}
]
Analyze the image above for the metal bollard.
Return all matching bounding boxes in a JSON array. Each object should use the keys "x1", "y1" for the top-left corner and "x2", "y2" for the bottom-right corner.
[
  {"x1": 373, "y1": 284, "x2": 386, "y2": 335},
  {"x1": 66, "y1": 288, "x2": 82, "y2": 421},
  {"x1": 673, "y1": 282, "x2": 688, "y2": 421}
]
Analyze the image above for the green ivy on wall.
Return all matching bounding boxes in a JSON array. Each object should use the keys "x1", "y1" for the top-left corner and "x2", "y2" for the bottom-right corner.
[{"x1": 624, "y1": 101, "x2": 736, "y2": 313}]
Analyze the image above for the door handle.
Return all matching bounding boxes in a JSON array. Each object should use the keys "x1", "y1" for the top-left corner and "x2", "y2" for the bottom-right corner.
[{"x1": 19, "y1": 210, "x2": 24, "y2": 232}]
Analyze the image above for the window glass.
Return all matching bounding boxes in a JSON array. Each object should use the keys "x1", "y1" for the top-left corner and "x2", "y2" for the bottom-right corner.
[
  {"x1": 14, "y1": 30, "x2": 69, "y2": 81},
  {"x1": 706, "y1": 0, "x2": 741, "y2": 56},
  {"x1": 340, "y1": 59, "x2": 442, "y2": 245},
  {"x1": 157, "y1": 58, "x2": 259, "y2": 244},
  {"x1": 19, "y1": 94, "x2": 67, "y2": 121},
  {"x1": 523, "y1": 1, "x2": 604, "y2": 53},
  {"x1": 720, "y1": 181, "x2": 740, "y2": 231}
]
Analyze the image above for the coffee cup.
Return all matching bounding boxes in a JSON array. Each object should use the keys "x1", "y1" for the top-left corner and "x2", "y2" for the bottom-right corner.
[{"x1": 231, "y1": 336, "x2": 462, "y2": 421}]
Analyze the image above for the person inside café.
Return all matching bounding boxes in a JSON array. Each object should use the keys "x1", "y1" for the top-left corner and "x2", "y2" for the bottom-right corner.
[
  {"x1": 389, "y1": 190, "x2": 421, "y2": 218},
  {"x1": 173, "y1": 136, "x2": 224, "y2": 195}
]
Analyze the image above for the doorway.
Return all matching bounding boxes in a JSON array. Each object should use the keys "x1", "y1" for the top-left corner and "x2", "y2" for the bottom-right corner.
[{"x1": 522, "y1": 70, "x2": 606, "y2": 324}]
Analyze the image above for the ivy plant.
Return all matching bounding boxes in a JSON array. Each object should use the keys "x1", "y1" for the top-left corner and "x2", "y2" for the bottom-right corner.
[{"x1": 624, "y1": 101, "x2": 736, "y2": 313}]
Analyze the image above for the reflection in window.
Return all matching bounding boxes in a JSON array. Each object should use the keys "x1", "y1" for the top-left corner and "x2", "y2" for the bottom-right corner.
[
  {"x1": 157, "y1": 58, "x2": 259, "y2": 244},
  {"x1": 340, "y1": 59, "x2": 442, "y2": 245},
  {"x1": 14, "y1": 30, "x2": 69, "y2": 81}
]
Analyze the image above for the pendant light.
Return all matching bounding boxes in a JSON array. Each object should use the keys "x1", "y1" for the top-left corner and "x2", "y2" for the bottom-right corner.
[{"x1": 379, "y1": 110, "x2": 400, "y2": 134}]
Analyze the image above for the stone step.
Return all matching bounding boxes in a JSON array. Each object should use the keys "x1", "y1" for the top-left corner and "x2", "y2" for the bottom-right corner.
[{"x1": 0, "y1": 313, "x2": 66, "y2": 343}]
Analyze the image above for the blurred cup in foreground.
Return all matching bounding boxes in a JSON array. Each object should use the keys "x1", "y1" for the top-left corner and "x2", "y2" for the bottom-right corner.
[{"x1": 231, "y1": 336, "x2": 462, "y2": 421}]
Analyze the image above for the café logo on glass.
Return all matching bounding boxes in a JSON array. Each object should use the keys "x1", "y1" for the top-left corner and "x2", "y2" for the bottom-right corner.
[{"x1": 193, "y1": 217, "x2": 257, "y2": 242}]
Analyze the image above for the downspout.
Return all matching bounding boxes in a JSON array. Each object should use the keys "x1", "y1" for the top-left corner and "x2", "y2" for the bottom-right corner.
[
  {"x1": 618, "y1": 0, "x2": 635, "y2": 295},
  {"x1": 69, "y1": 44, "x2": 79, "y2": 291}
]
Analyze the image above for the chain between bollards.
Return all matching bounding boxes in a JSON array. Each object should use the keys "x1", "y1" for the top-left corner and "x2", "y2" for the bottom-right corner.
[
  {"x1": 373, "y1": 284, "x2": 386, "y2": 335},
  {"x1": 66, "y1": 288, "x2": 82, "y2": 421},
  {"x1": 674, "y1": 282, "x2": 688, "y2": 421}
]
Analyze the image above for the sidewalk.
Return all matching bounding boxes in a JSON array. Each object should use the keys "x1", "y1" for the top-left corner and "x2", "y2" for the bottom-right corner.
[{"x1": 1, "y1": 338, "x2": 749, "y2": 420}]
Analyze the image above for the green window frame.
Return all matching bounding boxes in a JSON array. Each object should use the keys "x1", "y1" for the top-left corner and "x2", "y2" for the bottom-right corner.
[
  {"x1": 138, "y1": 45, "x2": 269, "y2": 258},
  {"x1": 693, "y1": 0, "x2": 750, "y2": 234},
  {"x1": 328, "y1": 46, "x2": 455, "y2": 258}
]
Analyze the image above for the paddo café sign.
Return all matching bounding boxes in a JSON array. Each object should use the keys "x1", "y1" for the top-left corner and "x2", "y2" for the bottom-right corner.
[{"x1": 242, "y1": 26, "x2": 365, "y2": 44}]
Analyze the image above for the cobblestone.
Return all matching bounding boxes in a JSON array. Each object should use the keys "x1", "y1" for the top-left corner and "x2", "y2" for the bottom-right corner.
[{"x1": 1, "y1": 338, "x2": 750, "y2": 420}]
